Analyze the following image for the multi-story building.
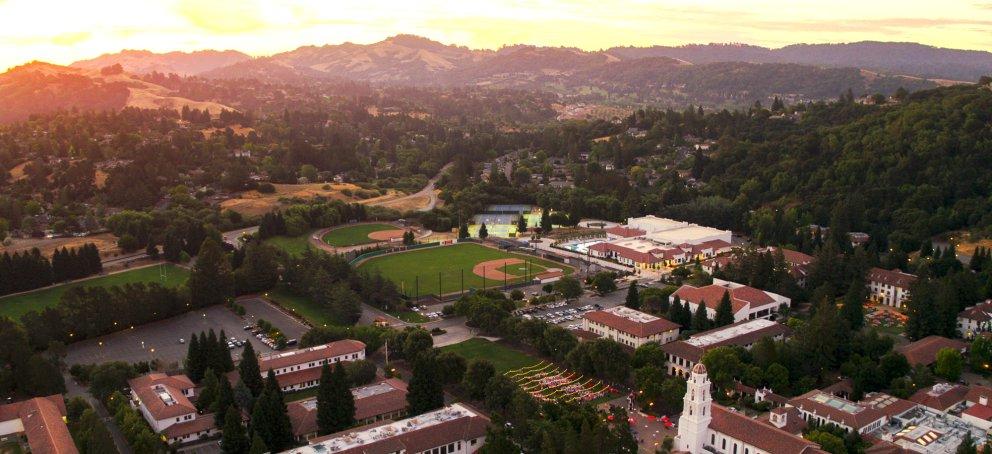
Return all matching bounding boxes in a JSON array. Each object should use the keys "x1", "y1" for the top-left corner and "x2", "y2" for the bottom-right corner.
[
  {"x1": 257, "y1": 340, "x2": 366, "y2": 392},
  {"x1": 958, "y1": 300, "x2": 992, "y2": 338},
  {"x1": 127, "y1": 373, "x2": 218, "y2": 445},
  {"x1": 787, "y1": 390, "x2": 916, "y2": 434},
  {"x1": 661, "y1": 319, "x2": 792, "y2": 377},
  {"x1": 581, "y1": 306, "x2": 680, "y2": 348},
  {"x1": 894, "y1": 335, "x2": 968, "y2": 367},
  {"x1": 287, "y1": 378, "x2": 409, "y2": 442},
  {"x1": 866, "y1": 267, "x2": 917, "y2": 308},
  {"x1": 671, "y1": 279, "x2": 790, "y2": 323},
  {"x1": 0, "y1": 395, "x2": 78, "y2": 454},
  {"x1": 282, "y1": 403, "x2": 489, "y2": 454},
  {"x1": 582, "y1": 215, "x2": 733, "y2": 270}
]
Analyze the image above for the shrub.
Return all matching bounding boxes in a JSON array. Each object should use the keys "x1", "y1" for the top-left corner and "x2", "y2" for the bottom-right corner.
[{"x1": 257, "y1": 183, "x2": 276, "y2": 194}]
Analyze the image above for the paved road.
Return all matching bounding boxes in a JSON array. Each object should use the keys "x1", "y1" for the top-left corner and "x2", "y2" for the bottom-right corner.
[
  {"x1": 376, "y1": 162, "x2": 452, "y2": 212},
  {"x1": 222, "y1": 226, "x2": 260, "y2": 249},
  {"x1": 64, "y1": 297, "x2": 308, "y2": 368},
  {"x1": 63, "y1": 373, "x2": 134, "y2": 454}
]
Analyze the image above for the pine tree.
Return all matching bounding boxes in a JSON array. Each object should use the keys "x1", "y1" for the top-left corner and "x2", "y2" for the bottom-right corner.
[
  {"x1": 625, "y1": 280, "x2": 640, "y2": 310},
  {"x1": 517, "y1": 216, "x2": 528, "y2": 235},
  {"x1": 252, "y1": 370, "x2": 294, "y2": 451},
  {"x1": 186, "y1": 332, "x2": 204, "y2": 382},
  {"x1": 841, "y1": 281, "x2": 866, "y2": 331},
  {"x1": 198, "y1": 369, "x2": 219, "y2": 412},
  {"x1": 218, "y1": 330, "x2": 234, "y2": 372},
  {"x1": 458, "y1": 223, "x2": 469, "y2": 239},
  {"x1": 682, "y1": 301, "x2": 692, "y2": 328},
  {"x1": 248, "y1": 433, "x2": 268, "y2": 454},
  {"x1": 213, "y1": 377, "x2": 235, "y2": 425},
  {"x1": 221, "y1": 406, "x2": 249, "y2": 454},
  {"x1": 478, "y1": 223, "x2": 489, "y2": 239},
  {"x1": 188, "y1": 237, "x2": 234, "y2": 307},
  {"x1": 540, "y1": 209, "x2": 552, "y2": 233},
  {"x1": 239, "y1": 342, "x2": 263, "y2": 396},
  {"x1": 714, "y1": 291, "x2": 735, "y2": 327},
  {"x1": 206, "y1": 329, "x2": 221, "y2": 373},
  {"x1": 691, "y1": 302, "x2": 711, "y2": 332},
  {"x1": 317, "y1": 363, "x2": 355, "y2": 435}
]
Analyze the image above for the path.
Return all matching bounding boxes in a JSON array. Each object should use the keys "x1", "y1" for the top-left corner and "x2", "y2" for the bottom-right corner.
[
  {"x1": 63, "y1": 373, "x2": 134, "y2": 454},
  {"x1": 375, "y1": 162, "x2": 452, "y2": 212}
]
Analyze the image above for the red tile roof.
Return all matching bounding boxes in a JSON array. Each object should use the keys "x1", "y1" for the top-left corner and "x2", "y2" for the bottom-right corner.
[
  {"x1": 582, "y1": 309, "x2": 679, "y2": 338},
  {"x1": 788, "y1": 391, "x2": 887, "y2": 431},
  {"x1": 605, "y1": 226, "x2": 646, "y2": 238},
  {"x1": 287, "y1": 379, "x2": 410, "y2": 438},
  {"x1": 310, "y1": 406, "x2": 490, "y2": 454},
  {"x1": 162, "y1": 414, "x2": 216, "y2": 439},
  {"x1": 767, "y1": 247, "x2": 814, "y2": 266},
  {"x1": 867, "y1": 268, "x2": 917, "y2": 289},
  {"x1": 660, "y1": 320, "x2": 792, "y2": 363},
  {"x1": 908, "y1": 383, "x2": 969, "y2": 411},
  {"x1": 965, "y1": 385, "x2": 992, "y2": 406},
  {"x1": 964, "y1": 403, "x2": 992, "y2": 421},
  {"x1": 895, "y1": 336, "x2": 968, "y2": 366},
  {"x1": 673, "y1": 283, "x2": 776, "y2": 314},
  {"x1": 275, "y1": 367, "x2": 324, "y2": 389},
  {"x1": 709, "y1": 405, "x2": 825, "y2": 454},
  {"x1": 258, "y1": 340, "x2": 366, "y2": 372},
  {"x1": 0, "y1": 395, "x2": 78, "y2": 454},
  {"x1": 959, "y1": 300, "x2": 992, "y2": 323},
  {"x1": 128, "y1": 373, "x2": 197, "y2": 421}
]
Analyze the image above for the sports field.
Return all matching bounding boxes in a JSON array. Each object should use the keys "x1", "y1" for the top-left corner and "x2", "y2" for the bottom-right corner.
[
  {"x1": 322, "y1": 223, "x2": 402, "y2": 247},
  {"x1": 0, "y1": 263, "x2": 190, "y2": 320},
  {"x1": 356, "y1": 242, "x2": 571, "y2": 296}
]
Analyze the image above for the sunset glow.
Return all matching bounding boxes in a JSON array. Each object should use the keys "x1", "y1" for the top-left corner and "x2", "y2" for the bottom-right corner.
[{"x1": 2, "y1": 0, "x2": 992, "y2": 71}]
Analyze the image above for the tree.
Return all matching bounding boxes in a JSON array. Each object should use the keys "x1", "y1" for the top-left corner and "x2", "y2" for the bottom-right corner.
[
  {"x1": 234, "y1": 243, "x2": 279, "y2": 295},
  {"x1": 625, "y1": 280, "x2": 640, "y2": 310},
  {"x1": 317, "y1": 363, "x2": 354, "y2": 435},
  {"x1": 691, "y1": 302, "x2": 711, "y2": 332},
  {"x1": 591, "y1": 272, "x2": 616, "y2": 295},
  {"x1": 436, "y1": 351, "x2": 467, "y2": 385},
  {"x1": 407, "y1": 353, "x2": 444, "y2": 415},
  {"x1": 956, "y1": 432, "x2": 978, "y2": 454},
  {"x1": 540, "y1": 209, "x2": 552, "y2": 233},
  {"x1": 714, "y1": 291, "x2": 734, "y2": 327},
  {"x1": 553, "y1": 276, "x2": 583, "y2": 299},
  {"x1": 187, "y1": 238, "x2": 234, "y2": 307},
  {"x1": 934, "y1": 348, "x2": 964, "y2": 381},
  {"x1": 402, "y1": 328, "x2": 434, "y2": 361},
  {"x1": 463, "y1": 359, "x2": 496, "y2": 400},
  {"x1": 213, "y1": 378, "x2": 235, "y2": 425},
  {"x1": 478, "y1": 223, "x2": 489, "y2": 239},
  {"x1": 970, "y1": 336, "x2": 992, "y2": 373},
  {"x1": 250, "y1": 371, "x2": 294, "y2": 451},
  {"x1": 458, "y1": 223, "x2": 469, "y2": 239},
  {"x1": 221, "y1": 406, "x2": 249, "y2": 454},
  {"x1": 74, "y1": 408, "x2": 117, "y2": 454},
  {"x1": 239, "y1": 342, "x2": 263, "y2": 396},
  {"x1": 516, "y1": 216, "x2": 528, "y2": 235},
  {"x1": 806, "y1": 431, "x2": 846, "y2": 454},
  {"x1": 248, "y1": 433, "x2": 268, "y2": 454},
  {"x1": 841, "y1": 280, "x2": 866, "y2": 331},
  {"x1": 198, "y1": 369, "x2": 220, "y2": 412}
]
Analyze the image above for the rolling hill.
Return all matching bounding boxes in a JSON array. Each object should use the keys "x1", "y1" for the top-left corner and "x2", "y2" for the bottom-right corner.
[{"x1": 71, "y1": 49, "x2": 250, "y2": 76}]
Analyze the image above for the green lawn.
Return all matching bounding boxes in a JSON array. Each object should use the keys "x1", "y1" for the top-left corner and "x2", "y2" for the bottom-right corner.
[
  {"x1": 357, "y1": 243, "x2": 572, "y2": 297},
  {"x1": 387, "y1": 310, "x2": 429, "y2": 323},
  {"x1": 264, "y1": 235, "x2": 312, "y2": 257},
  {"x1": 265, "y1": 287, "x2": 337, "y2": 327},
  {"x1": 440, "y1": 338, "x2": 539, "y2": 373},
  {"x1": 322, "y1": 223, "x2": 399, "y2": 247},
  {"x1": 0, "y1": 264, "x2": 190, "y2": 320},
  {"x1": 284, "y1": 387, "x2": 319, "y2": 402}
]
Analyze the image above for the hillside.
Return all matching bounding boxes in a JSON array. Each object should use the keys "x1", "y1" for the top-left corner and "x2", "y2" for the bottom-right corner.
[
  {"x1": 0, "y1": 62, "x2": 233, "y2": 123},
  {"x1": 71, "y1": 49, "x2": 250, "y2": 75},
  {"x1": 606, "y1": 41, "x2": 992, "y2": 82}
]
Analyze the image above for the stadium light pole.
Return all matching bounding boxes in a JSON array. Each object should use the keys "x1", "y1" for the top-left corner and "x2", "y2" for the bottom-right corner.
[{"x1": 461, "y1": 269, "x2": 464, "y2": 296}]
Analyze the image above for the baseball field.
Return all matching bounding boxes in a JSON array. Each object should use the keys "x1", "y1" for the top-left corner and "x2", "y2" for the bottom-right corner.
[
  {"x1": 322, "y1": 223, "x2": 406, "y2": 247},
  {"x1": 355, "y1": 242, "x2": 572, "y2": 297}
]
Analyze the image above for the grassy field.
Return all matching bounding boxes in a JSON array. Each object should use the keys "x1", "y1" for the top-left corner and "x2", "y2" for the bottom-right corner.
[
  {"x1": 266, "y1": 287, "x2": 336, "y2": 327},
  {"x1": 322, "y1": 223, "x2": 398, "y2": 247},
  {"x1": 264, "y1": 235, "x2": 312, "y2": 257},
  {"x1": 440, "y1": 338, "x2": 539, "y2": 373},
  {"x1": 0, "y1": 263, "x2": 190, "y2": 320},
  {"x1": 357, "y1": 243, "x2": 571, "y2": 296}
]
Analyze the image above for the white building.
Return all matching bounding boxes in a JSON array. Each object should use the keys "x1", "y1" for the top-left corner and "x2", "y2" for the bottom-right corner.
[
  {"x1": 257, "y1": 339, "x2": 366, "y2": 392},
  {"x1": 867, "y1": 267, "x2": 917, "y2": 308},
  {"x1": 127, "y1": 373, "x2": 218, "y2": 445},
  {"x1": 958, "y1": 300, "x2": 992, "y2": 338},
  {"x1": 581, "y1": 306, "x2": 680, "y2": 348},
  {"x1": 671, "y1": 278, "x2": 790, "y2": 323},
  {"x1": 282, "y1": 403, "x2": 489, "y2": 454},
  {"x1": 661, "y1": 319, "x2": 792, "y2": 377},
  {"x1": 675, "y1": 363, "x2": 825, "y2": 454}
]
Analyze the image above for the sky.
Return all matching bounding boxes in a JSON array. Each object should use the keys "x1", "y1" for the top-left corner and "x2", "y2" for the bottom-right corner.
[{"x1": 2, "y1": 0, "x2": 992, "y2": 71}]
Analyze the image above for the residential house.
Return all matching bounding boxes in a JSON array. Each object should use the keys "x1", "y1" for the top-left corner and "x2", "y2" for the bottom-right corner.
[{"x1": 127, "y1": 373, "x2": 218, "y2": 445}]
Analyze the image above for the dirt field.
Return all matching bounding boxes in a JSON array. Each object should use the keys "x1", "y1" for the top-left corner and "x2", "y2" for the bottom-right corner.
[
  {"x1": 473, "y1": 258, "x2": 524, "y2": 280},
  {"x1": 219, "y1": 183, "x2": 403, "y2": 218},
  {"x1": 376, "y1": 192, "x2": 433, "y2": 212},
  {"x1": 957, "y1": 238, "x2": 992, "y2": 256},
  {"x1": 202, "y1": 124, "x2": 255, "y2": 138},
  {"x1": 0, "y1": 232, "x2": 121, "y2": 259},
  {"x1": 7, "y1": 161, "x2": 28, "y2": 181}
]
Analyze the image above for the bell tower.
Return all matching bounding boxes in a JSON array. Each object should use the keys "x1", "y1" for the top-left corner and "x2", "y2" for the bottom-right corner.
[{"x1": 675, "y1": 363, "x2": 712, "y2": 453}]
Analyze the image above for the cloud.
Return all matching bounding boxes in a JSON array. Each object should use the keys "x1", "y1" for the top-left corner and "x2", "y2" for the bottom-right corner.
[{"x1": 174, "y1": 0, "x2": 268, "y2": 34}]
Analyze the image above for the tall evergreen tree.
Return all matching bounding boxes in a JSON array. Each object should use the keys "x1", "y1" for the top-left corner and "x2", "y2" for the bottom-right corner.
[
  {"x1": 212, "y1": 377, "x2": 235, "y2": 426},
  {"x1": 691, "y1": 302, "x2": 711, "y2": 332},
  {"x1": 239, "y1": 342, "x2": 263, "y2": 396},
  {"x1": 516, "y1": 216, "x2": 528, "y2": 235},
  {"x1": 251, "y1": 370, "x2": 294, "y2": 451},
  {"x1": 206, "y1": 329, "x2": 221, "y2": 373},
  {"x1": 218, "y1": 329, "x2": 234, "y2": 372},
  {"x1": 841, "y1": 281, "x2": 866, "y2": 331},
  {"x1": 458, "y1": 223, "x2": 469, "y2": 239},
  {"x1": 221, "y1": 406, "x2": 249, "y2": 454},
  {"x1": 540, "y1": 209, "x2": 552, "y2": 233},
  {"x1": 185, "y1": 332, "x2": 204, "y2": 382},
  {"x1": 714, "y1": 291, "x2": 735, "y2": 327},
  {"x1": 188, "y1": 237, "x2": 234, "y2": 307},
  {"x1": 625, "y1": 281, "x2": 640, "y2": 310},
  {"x1": 248, "y1": 433, "x2": 268, "y2": 454},
  {"x1": 478, "y1": 223, "x2": 489, "y2": 239},
  {"x1": 317, "y1": 363, "x2": 355, "y2": 434},
  {"x1": 198, "y1": 369, "x2": 219, "y2": 412}
]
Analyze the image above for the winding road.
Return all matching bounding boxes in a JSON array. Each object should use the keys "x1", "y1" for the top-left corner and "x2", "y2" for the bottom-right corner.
[{"x1": 375, "y1": 162, "x2": 452, "y2": 212}]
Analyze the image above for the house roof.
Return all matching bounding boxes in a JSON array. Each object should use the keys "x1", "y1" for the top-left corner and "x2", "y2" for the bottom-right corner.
[
  {"x1": 965, "y1": 385, "x2": 992, "y2": 406},
  {"x1": 162, "y1": 414, "x2": 216, "y2": 439},
  {"x1": 760, "y1": 406, "x2": 808, "y2": 435},
  {"x1": 582, "y1": 307, "x2": 679, "y2": 338},
  {"x1": 908, "y1": 383, "x2": 969, "y2": 411},
  {"x1": 287, "y1": 379, "x2": 409, "y2": 438},
  {"x1": 963, "y1": 403, "x2": 992, "y2": 421},
  {"x1": 895, "y1": 336, "x2": 968, "y2": 366},
  {"x1": 672, "y1": 282, "x2": 777, "y2": 314},
  {"x1": 959, "y1": 300, "x2": 992, "y2": 323},
  {"x1": 660, "y1": 319, "x2": 792, "y2": 363},
  {"x1": 710, "y1": 405, "x2": 826, "y2": 454},
  {"x1": 766, "y1": 247, "x2": 814, "y2": 266},
  {"x1": 604, "y1": 226, "x2": 646, "y2": 238},
  {"x1": 0, "y1": 395, "x2": 78, "y2": 454},
  {"x1": 867, "y1": 268, "x2": 917, "y2": 289},
  {"x1": 128, "y1": 373, "x2": 197, "y2": 420},
  {"x1": 258, "y1": 340, "x2": 366, "y2": 372},
  {"x1": 788, "y1": 391, "x2": 916, "y2": 432}
]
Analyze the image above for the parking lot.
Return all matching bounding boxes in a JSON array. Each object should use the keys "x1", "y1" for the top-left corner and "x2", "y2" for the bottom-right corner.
[
  {"x1": 515, "y1": 300, "x2": 601, "y2": 329},
  {"x1": 65, "y1": 297, "x2": 310, "y2": 367}
]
